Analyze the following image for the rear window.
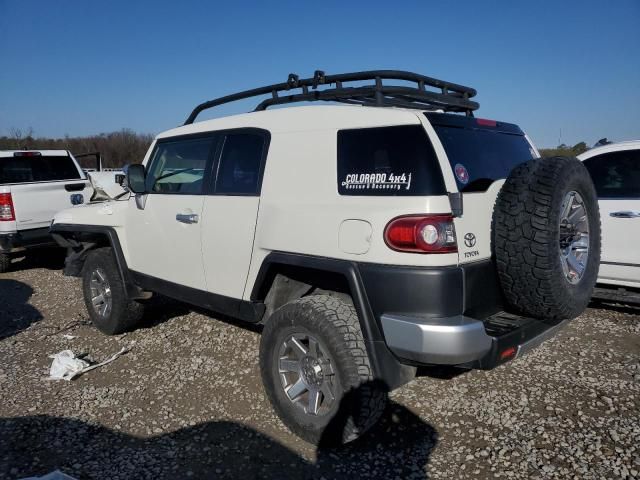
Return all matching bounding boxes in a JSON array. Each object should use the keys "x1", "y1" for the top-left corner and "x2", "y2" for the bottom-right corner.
[
  {"x1": 427, "y1": 113, "x2": 536, "y2": 192},
  {"x1": 337, "y1": 125, "x2": 446, "y2": 196},
  {"x1": 0, "y1": 155, "x2": 82, "y2": 184}
]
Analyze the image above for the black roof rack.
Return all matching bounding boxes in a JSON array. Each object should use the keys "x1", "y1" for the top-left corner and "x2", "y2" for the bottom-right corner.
[{"x1": 184, "y1": 70, "x2": 479, "y2": 125}]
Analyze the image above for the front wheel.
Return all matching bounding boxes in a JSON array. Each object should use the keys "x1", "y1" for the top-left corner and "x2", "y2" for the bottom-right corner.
[
  {"x1": 82, "y1": 248, "x2": 144, "y2": 335},
  {"x1": 259, "y1": 295, "x2": 387, "y2": 446}
]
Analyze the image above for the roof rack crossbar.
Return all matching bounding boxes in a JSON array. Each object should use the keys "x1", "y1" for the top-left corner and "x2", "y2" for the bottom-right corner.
[{"x1": 184, "y1": 69, "x2": 479, "y2": 124}]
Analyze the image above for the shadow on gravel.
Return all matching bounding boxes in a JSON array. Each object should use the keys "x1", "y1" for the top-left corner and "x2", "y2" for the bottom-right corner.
[
  {"x1": 140, "y1": 295, "x2": 264, "y2": 334},
  {"x1": 0, "y1": 279, "x2": 43, "y2": 340},
  {"x1": 8, "y1": 247, "x2": 66, "y2": 272},
  {"x1": 416, "y1": 365, "x2": 468, "y2": 380},
  {"x1": 589, "y1": 300, "x2": 640, "y2": 316},
  {"x1": 0, "y1": 401, "x2": 437, "y2": 479}
]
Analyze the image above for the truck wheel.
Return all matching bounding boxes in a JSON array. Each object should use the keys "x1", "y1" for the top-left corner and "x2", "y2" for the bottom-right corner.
[
  {"x1": 0, "y1": 253, "x2": 10, "y2": 273},
  {"x1": 82, "y1": 248, "x2": 144, "y2": 335},
  {"x1": 492, "y1": 156, "x2": 601, "y2": 320},
  {"x1": 259, "y1": 295, "x2": 387, "y2": 446}
]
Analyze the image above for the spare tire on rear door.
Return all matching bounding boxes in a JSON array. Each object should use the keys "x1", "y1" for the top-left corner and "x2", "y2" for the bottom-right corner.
[{"x1": 492, "y1": 156, "x2": 600, "y2": 320}]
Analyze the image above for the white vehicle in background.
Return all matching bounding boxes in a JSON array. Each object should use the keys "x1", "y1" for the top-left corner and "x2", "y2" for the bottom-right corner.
[
  {"x1": 0, "y1": 150, "x2": 126, "y2": 272},
  {"x1": 578, "y1": 140, "x2": 640, "y2": 304}
]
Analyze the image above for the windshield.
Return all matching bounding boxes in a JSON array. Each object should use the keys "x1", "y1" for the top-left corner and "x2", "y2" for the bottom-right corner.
[{"x1": 426, "y1": 113, "x2": 536, "y2": 192}]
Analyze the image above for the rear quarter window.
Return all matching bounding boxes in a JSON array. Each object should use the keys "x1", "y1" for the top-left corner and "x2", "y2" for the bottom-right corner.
[{"x1": 337, "y1": 125, "x2": 446, "y2": 196}]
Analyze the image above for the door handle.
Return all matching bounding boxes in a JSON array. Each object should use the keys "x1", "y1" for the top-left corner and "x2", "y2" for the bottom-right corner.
[
  {"x1": 610, "y1": 211, "x2": 640, "y2": 218},
  {"x1": 176, "y1": 213, "x2": 199, "y2": 224},
  {"x1": 65, "y1": 182, "x2": 87, "y2": 192}
]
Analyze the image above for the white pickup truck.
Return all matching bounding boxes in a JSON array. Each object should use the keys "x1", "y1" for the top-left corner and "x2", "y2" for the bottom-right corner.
[{"x1": 0, "y1": 149, "x2": 123, "y2": 272}]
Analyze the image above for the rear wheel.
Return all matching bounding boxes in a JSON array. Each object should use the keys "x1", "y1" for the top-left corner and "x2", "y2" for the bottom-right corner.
[
  {"x1": 0, "y1": 253, "x2": 10, "y2": 273},
  {"x1": 492, "y1": 156, "x2": 601, "y2": 320},
  {"x1": 259, "y1": 295, "x2": 387, "y2": 446},
  {"x1": 82, "y1": 248, "x2": 144, "y2": 335}
]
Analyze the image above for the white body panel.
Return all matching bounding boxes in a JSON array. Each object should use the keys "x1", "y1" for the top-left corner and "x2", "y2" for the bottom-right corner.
[
  {"x1": 578, "y1": 141, "x2": 640, "y2": 288},
  {"x1": 8, "y1": 180, "x2": 91, "y2": 230},
  {"x1": 125, "y1": 194, "x2": 206, "y2": 290},
  {"x1": 201, "y1": 196, "x2": 260, "y2": 298},
  {"x1": 88, "y1": 171, "x2": 126, "y2": 199},
  {"x1": 0, "y1": 150, "x2": 91, "y2": 232}
]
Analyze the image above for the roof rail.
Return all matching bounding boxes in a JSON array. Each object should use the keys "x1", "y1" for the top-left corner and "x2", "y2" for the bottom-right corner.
[{"x1": 184, "y1": 70, "x2": 479, "y2": 125}]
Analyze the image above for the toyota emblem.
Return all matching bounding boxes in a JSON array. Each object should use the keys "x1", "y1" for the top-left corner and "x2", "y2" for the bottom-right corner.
[{"x1": 464, "y1": 233, "x2": 476, "y2": 248}]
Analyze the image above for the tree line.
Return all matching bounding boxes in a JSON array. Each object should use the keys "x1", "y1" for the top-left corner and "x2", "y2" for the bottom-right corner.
[
  {"x1": 0, "y1": 128, "x2": 154, "y2": 169},
  {"x1": 1, "y1": 127, "x2": 600, "y2": 169}
]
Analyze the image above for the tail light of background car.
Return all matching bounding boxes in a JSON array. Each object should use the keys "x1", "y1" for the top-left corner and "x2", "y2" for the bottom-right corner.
[
  {"x1": 0, "y1": 193, "x2": 16, "y2": 221},
  {"x1": 384, "y1": 214, "x2": 457, "y2": 253}
]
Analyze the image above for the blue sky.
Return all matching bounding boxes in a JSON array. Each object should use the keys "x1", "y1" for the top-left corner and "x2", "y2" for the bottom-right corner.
[{"x1": 1, "y1": 0, "x2": 638, "y2": 147}]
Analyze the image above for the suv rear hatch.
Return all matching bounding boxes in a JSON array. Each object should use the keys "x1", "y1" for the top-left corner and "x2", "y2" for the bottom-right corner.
[{"x1": 425, "y1": 113, "x2": 538, "y2": 264}]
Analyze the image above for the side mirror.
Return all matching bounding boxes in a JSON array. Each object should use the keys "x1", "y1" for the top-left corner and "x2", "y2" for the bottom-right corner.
[{"x1": 127, "y1": 164, "x2": 146, "y2": 194}]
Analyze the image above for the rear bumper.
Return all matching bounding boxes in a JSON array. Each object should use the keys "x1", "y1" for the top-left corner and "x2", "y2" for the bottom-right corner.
[
  {"x1": 381, "y1": 312, "x2": 570, "y2": 369},
  {"x1": 358, "y1": 259, "x2": 570, "y2": 370},
  {"x1": 0, "y1": 227, "x2": 55, "y2": 253}
]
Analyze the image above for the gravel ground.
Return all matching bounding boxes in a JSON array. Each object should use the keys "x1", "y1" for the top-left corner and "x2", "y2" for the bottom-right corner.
[{"x1": 0, "y1": 250, "x2": 638, "y2": 479}]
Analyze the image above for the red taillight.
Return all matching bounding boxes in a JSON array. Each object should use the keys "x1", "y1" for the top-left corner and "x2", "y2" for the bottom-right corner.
[
  {"x1": 500, "y1": 346, "x2": 517, "y2": 361},
  {"x1": 384, "y1": 214, "x2": 457, "y2": 254},
  {"x1": 0, "y1": 193, "x2": 16, "y2": 221},
  {"x1": 476, "y1": 118, "x2": 497, "y2": 127}
]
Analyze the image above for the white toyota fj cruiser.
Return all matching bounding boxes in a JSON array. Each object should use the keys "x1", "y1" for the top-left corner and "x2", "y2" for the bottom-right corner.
[{"x1": 51, "y1": 70, "x2": 601, "y2": 445}]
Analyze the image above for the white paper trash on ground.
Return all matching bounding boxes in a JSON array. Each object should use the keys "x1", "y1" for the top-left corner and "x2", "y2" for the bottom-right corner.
[
  {"x1": 20, "y1": 470, "x2": 78, "y2": 480},
  {"x1": 48, "y1": 350, "x2": 90, "y2": 381},
  {"x1": 48, "y1": 344, "x2": 132, "y2": 381}
]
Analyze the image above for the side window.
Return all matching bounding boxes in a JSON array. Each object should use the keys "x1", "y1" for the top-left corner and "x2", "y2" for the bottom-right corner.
[
  {"x1": 583, "y1": 150, "x2": 640, "y2": 199},
  {"x1": 145, "y1": 136, "x2": 214, "y2": 194},
  {"x1": 337, "y1": 125, "x2": 447, "y2": 196},
  {"x1": 215, "y1": 133, "x2": 267, "y2": 195}
]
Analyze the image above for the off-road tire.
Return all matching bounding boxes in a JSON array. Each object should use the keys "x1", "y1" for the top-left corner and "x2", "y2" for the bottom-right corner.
[
  {"x1": 82, "y1": 247, "x2": 144, "y2": 335},
  {"x1": 0, "y1": 253, "x2": 10, "y2": 273},
  {"x1": 260, "y1": 295, "x2": 387, "y2": 446},
  {"x1": 492, "y1": 156, "x2": 600, "y2": 320}
]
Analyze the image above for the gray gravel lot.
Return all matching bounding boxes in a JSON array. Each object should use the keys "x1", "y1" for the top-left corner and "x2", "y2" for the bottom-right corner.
[{"x1": 0, "y1": 250, "x2": 638, "y2": 479}]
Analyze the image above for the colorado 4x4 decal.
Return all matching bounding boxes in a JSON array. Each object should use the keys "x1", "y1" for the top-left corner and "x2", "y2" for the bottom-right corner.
[{"x1": 341, "y1": 172, "x2": 412, "y2": 191}]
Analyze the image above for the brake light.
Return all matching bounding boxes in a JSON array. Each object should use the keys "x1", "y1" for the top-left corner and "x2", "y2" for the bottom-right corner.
[
  {"x1": 13, "y1": 151, "x2": 41, "y2": 157},
  {"x1": 499, "y1": 346, "x2": 517, "y2": 361},
  {"x1": 384, "y1": 214, "x2": 457, "y2": 253},
  {"x1": 476, "y1": 118, "x2": 497, "y2": 127},
  {"x1": 0, "y1": 193, "x2": 16, "y2": 221}
]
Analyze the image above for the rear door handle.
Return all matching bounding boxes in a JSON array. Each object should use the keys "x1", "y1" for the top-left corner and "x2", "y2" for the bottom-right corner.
[
  {"x1": 610, "y1": 210, "x2": 640, "y2": 218},
  {"x1": 176, "y1": 213, "x2": 199, "y2": 224}
]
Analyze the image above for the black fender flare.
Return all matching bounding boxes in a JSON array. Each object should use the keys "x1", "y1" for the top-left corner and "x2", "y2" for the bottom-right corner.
[
  {"x1": 50, "y1": 224, "x2": 145, "y2": 299},
  {"x1": 251, "y1": 251, "x2": 416, "y2": 390}
]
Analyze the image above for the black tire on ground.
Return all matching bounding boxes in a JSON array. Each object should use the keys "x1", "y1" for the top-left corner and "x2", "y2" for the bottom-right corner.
[
  {"x1": 259, "y1": 294, "x2": 387, "y2": 446},
  {"x1": 0, "y1": 253, "x2": 10, "y2": 273},
  {"x1": 492, "y1": 156, "x2": 601, "y2": 320},
  {"x1": 82, "y1": 247, "x2": 144, "y2": 335}
]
